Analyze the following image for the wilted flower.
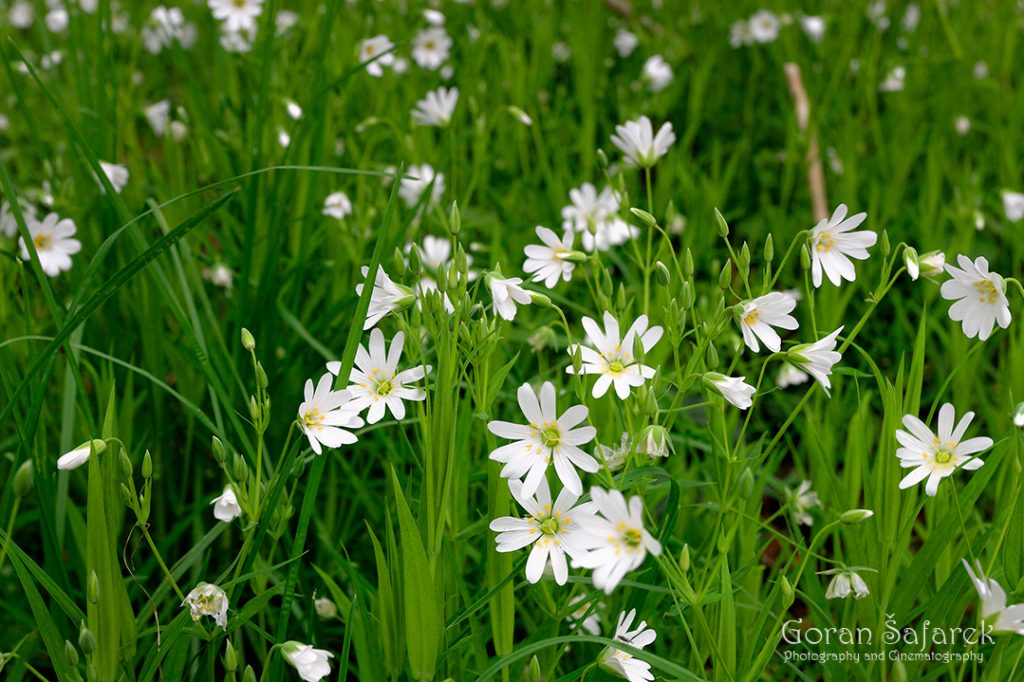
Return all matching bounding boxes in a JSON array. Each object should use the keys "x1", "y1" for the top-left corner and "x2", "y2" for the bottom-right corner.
[
  {"x1": 574, "y1": 487, "x2": 662, "y2": 594},
  {"x1": 896, "y1": 402, "x2": 991, "y2": 496},
  {"x1": 940, "y1": 255, "x2": 1011, "y2": 341},
  {"x1": 487, "y1": 381, "x2": 598, "y2": 497},
  {"x1": 594, "y1": 433, "x2": 632, "y2": 472},
  {"x1": 211, "y1": 485, "x2": 243, "y2": 523},
  {"x1": 636, "y1": 425, "x2": 671, "y2": 458},
  {"x1": 784, "y1": 480, "x2": 820, "y2": 526},
  {"x1": 489, "y1": 477, "x2": 598, "y2": 585},
  {"x1": 183, "y1": 582, "x2": 229, "y2": 629},
  {"x1": 281, "y1": 641, "x2": 334, "y2": 682}
]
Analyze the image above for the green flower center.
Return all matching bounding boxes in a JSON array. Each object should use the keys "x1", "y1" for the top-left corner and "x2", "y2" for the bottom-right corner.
[
  {"x1": 607, "y1": 360, "x2": 625, "y2": 374},
  {"x1": 375, "y1": 379, "x2": 393, "y2": 396},
  {"x1": 623, "y1": 527, "x2": 642, "y2": 548},
  {"x1": 934, "y1": 447, "x2": 954, "y2": 465},
  {"x1": 539, "y1": 425, "x2": 561, "y2": 448},
  {"x1": 539, "y1": 517, "x2": 560, "y2": 535}
]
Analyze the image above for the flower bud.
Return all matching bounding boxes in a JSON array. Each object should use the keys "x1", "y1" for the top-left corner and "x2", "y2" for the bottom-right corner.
[
  {"x1": 212, "y1": 436, "x2": 226, "y2": 464},
  {"x1": 391, "y1": 247, "x2": 408, "y2": 277},
  {"x1": 630, "y1": 207, "x2": 657, "y2": 227},
  {"x1": 717, "y1": 261, "x2": 732, "y2": 289},
  {"x1": 224, "y1": 639, "x2": 238, "y2": 672},
  {"x1": 800, "y1": 244, "x2": 811, "y2": 270},
  {"x1": 256, "y1": 361, "x2": 268, "y2": 390},
  {"x1": 616, "y1": 283, "x2": 627, "y2": 310},
  {"x1": 120, "y1": 483, "x2": 132, "y2": 504},
  {"x1": 680, "y1": 281, "x2": 693, "y2": 310},
  {"x1": 13, "y1": 460, "x2": 34, "y2": 498},
  {"x1": 839, "y1": 509, "x2": 874, "y2": 524},
  {"x1": 529, "y1": 291, "x2": 552, "y2": 308},
  {"x1": 142, "y1": 450, "x2": 153, "y2": 479},
  {"x1": 242, "y1": 666, "x2": 257, "y2": 682},
  {"x1": 240, "y1": 328, "x2": 256, "y2": 351},
  {"x1": 596, "y1": 148, "x2": 609, "y2": 170},
  {"x1": 79, "y1": 621, "x2": 96, "y2": 655},
  {"x1": 881, "y1": 229, "x2": 890, "y2": 257},
  {"x1": 248, "y1": 395, "x2": 259, "y2": 423},
  {"x1": 233, "y1": 454, "x2": 249, "y2": 482},
  {"x1": 449, "y1": 200, "x2": 461, "y2": 235},
  {"x1": 738, "y1": 241, "x2": 750, "y2": 279},
  {"x1": 738, "y1": 467, "x2": 754, "y2": 498},
  {"x1": 527, "y1": 655, "x2": 542, "y2": 682},
  {"x1": 407, "y1": 244, "x2": 422, "y2": 275},
  {"x1": 892, "y1": 659, "x2": 907, "y2": 682},
  {"x1": 679, "y1": 544, "x2": 690, "y2": 572},
  {"x1": 706, "y1": 342, "x2": 719, "y2": 369},
  {"x1": 527, "y1": 326, "x2": 558, "y2": 353},
  {"x1": 903, "y1": 246, "x2": 920, "y2": 280},
  {"x1": 764, "y1": 234, "x2": 774, "y2": 263},
  {"x1": 713, "y1": 207, "x2": 729, "y2": 237},
  {"x1": 685, "y1": 248, "x2": 694, "y2": 277},
  {"x1": 119, "y1": 450, "x2": 133, "y2": 478},
  {"x1": 88, "y1": 571, "x2": 100, "y2": 604},
  {"x1": 654, "y1": 260, "x2": 671, "y2": 286},
  {"x1": 1014, "y1": 402, "x2": 1024, "y2": 428},
  {"x1": 65, "y1": 640, "x2": 79, "y2": 666},
  {"x1": 780, "y1": 576, "x2": 794, "y2": 605}
]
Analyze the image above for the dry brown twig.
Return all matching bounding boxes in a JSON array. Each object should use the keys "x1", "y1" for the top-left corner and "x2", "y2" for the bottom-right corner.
[{"x1": 784, "y1": 62, "x2": 828, "y2": 222}]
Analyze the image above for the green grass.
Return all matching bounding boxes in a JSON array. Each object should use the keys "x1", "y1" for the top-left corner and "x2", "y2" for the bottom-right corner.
[{"x1": 1, "y1": 1, "x2": 1024, "y2": 680}]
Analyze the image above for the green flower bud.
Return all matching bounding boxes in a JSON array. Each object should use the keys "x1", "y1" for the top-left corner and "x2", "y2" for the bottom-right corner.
[
  {"x1": 142, "y1": 450, "x2": 153, "y2": 479},
  {"x1": 630, "y1": 207, "x2": 657, "y2": 227},
  {"x1": 65, "y1": 640, "x2": 79, "y2": 666},
  {"x1": 680, "y1": 281, "x2": 693, "y2": 310},
  {"x1": 407, "y1": 244, "x2": 422, "y2": 275},
  {"x1": 596, "y1": 148, "x2": 609, "y2": 170},
  {"x1": 685, "y1": 248, "x2": 695, "y2": 277},
  {"x1": 679, "y1": 544, "x2": 690, "y2": 572},
  {"x1": 233, "y1": 454, "x2": 249, "y2": 482},
  {"x1": 706, "y1": 342, "x2": 719, "y2": 369},
  {"x1": 714, "y1": 208, "x2": 730, "y2": 237},
  {"x1": 738, "y1": 467, "x2": 755, "y2": 498},
  {"x1": 654, "y1": 261, "x2": 671, "y2": 286},
  {"x1": 242, "y1": 665, "x2": 257, "y2": 682},
  {"x1": 240, "y1": 328, "x2": 255, "y2": 352},
  {"x1": 529, "y1": 291, "x2": 552, "y2": 308},
  {"x1": 764, "y1": 234, "x2": 774, "y2": 263},
  {"x1": 391, "y1": 247, "x2": 408, "y2": 277},
  {"x1": 781, "y1": 576, "x2": 794, "y2": 605},
  {"x1": 120, "y1": 483, "x2": 132, "y2": 504},
  {"x1": 839, "y1": 509, "x2": 874, "y2": 524},
  {"x1": 562, "y1": 250, "x2": 588, "y2": 264},
  {"x1": 718, "y1": 261, "x2": 732, "y2": 289},
  {"x1": 800, "y1": 244, "x2": 811, "y2": 270},
  {"x1": 892, "y1": 658, "x2": 907, "y2": 682},
  {"x1": 13, "y1": 460, "x2": 33, "y2": 498},
  {"x1": 212, "y1": 436, "x2": 226, "y2": 464},
  {"x1": 881, "y1": 229, "x2": 891, "y2": 257},
  {"x1": 616, "y1": 283, "x2": 626, "y2": 310},
  {"x1": 119, "y1": 450, "x2": 133, "y2": 478},
  {"x1": 256, "y1": 361, "x2": 268, "y2": 390},
  {"x1": 79, "y1": 622, "x2": 96, "y2": 655},
  {"x1": 738, "y1": 241, "x2": 750, "y2": 279},
  {"x1": 449, "y1": 200, "x2": 461, "y2": 235},
  {"x1": 224, "y1": 639, "x2": 238, "y2": 672},
  {"x1": 88, "y1": 571, "x2": 100, "y2": 604},
  {"x1": 527, "y1": 655, "x2": 542, "y2": 682}
]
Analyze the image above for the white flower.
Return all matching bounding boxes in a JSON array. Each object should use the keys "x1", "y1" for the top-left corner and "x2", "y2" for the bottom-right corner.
[
  {"x1": 285, "y1": 100, "x2": 302, "y2": 120},
  {"x1": 600, "y1": 609, "x2": 657, "y2": 682},
  {"x1": 809, "y1": 204, "x2": 876, "y2": 287},
  {"x1": 423, "y1": 9, "x2": 445, "y2": 26},
  {"x1": 955, "y1": 116, "x2": 971, "y2": 136},
  {"x1": 220, "y1": 24, "x2": 256, "y2": 53},
  {"x1": 566, "y1": 312, "x2": 663, "y2": 400},
  {"x1": 412, "y1": 86, "x2": 458, "y2": 127},
  {"x1": 275, "y1": 9, "x2": 299, "y2": 34},
  {"x1": 211, "y1": 485, "x2": 242, "y2": 523},
  {"x1": 399, "y1": 164, "x2": 445, "y2": 209},
  {"x1": 786, "y1": 327, "x2": 843, "y2": 395},
  {"x1": 560, "y1": 183, "x2": 636, "y2": 252},
  {"x1": 879, "y1": 65, "x2": 906, "y2": 92},
  {"x1": 748, "y1": 10, "x2": 781, "y2": 43},
  {"x1": 736, "y1": 292, "x2": 798, "y2": 353},
  {"x1": 614, "y1": 28, "x2": 638, "y2": 57},
  {"x1": 335, "y1": 329, "x2": 429, "y2": 424},
  {"x1": 574, "y1": 487, "x2": 662, "y2": 594},
  {"x1": 775, "y1": 363, "x2": 809, "y2": 389},
  {"x1": 489, "y1": 477, "x2": 597, "y2": 585},
  {"x1": 9, "y1": 1, "x2": 34, "y2": 29},
  {"x1": 202, "y1": 263, "x2": 234, "y2": 290},
  {"x1": 98, "y1": 161, "x2": 130, "y2": 194},
  {"x1": 567, "y1": 595, "x2": 602, "y2": 635},
  {"x1": 142, "y1": 6, "x2": 195, "y2": 54},
  {"x1": 45, "y1": 7, "x2": 68, "y2": 33},
  {"x1": 523, "y1": 226, "x2": 576, "y2": 288},
  {"x1": 610, "y1": 116, "x2": 675, "y2": 169},
  {"x1": 896, "y1": 403, "x2": 992, "y2": 496},
  {"x1": 824, "y1": 570, "x2": 869, "y2": 600},
  {"x1": 355, "y1": 265, "x2": 414, "y2": 330},
  {"x1": 1002, "y1": 190, "x2": 1024, "y2": 223},
  {"x1": 359, "y1": 35, "x2": 395, "y2": 76},
  {"x1": 800, "y1": 15, "x2": 826, "y2": 42},
  {"x1": 488, "y1": 275, "x2": 532, "y2": 321},
  {"x1": 183, "y1": 582, "x2": 229, "y2": 629},
  {"x1": 208, "y1": 0, "x2": 263, "y2": 32},
  {"x1": 785, "y1": 480, "x2": 820, "y2": 526},
  {"x1": 963, "y1": 560, "x2": 1024, "y2": 634},
  {"x1": 412, "y1": 27, "x2": 451, "y2": 70},
  {"x1": 322, "y1": 191, "x2": 352, "y2": 220},
  {"x1": 487, "y1": 381, "x2": 598, "y2": 497},
  {"x1": 171, "y1": 121, "x2": 189, "y2": 141},
  {"x1": 940, "y1": 255, "x2": 1012, "y2": 341},
  {"x1": 729, "y1": 20, "x2": 753, "y2": 48},
  {"x1": 902, "y1": 3, "x2": 921, "y2": 32},
  {"x1": 19, "y1": 213, "x2": 82, "y2": 277},
  {"x1": 706, "y1": 373, "x2": 756, "y2": 410},
  {"x1": 1, "y1": 199, "x2": 35, "y2": 238},
  {"x1": 636, "y1": 425, "x2": 671, "y2": 458},
  {"x1": 1015, "y1": 403, "x2": 1024, "y2": 428},
  {"x1": 57, "y1": 440, "x2": 105, "y2": 471},
  {"x1": 144, "y1": 100, "x2": 171, "y2": 136},
  {"x1": 551, "y1": 41, "x2": 571, "y2": 63},
  {"x1": 282, "y1": 641, "x2": 334, "y2": 682},
  {"x1": 314, "y1": 597, "x2": 337, "y2": 619},
  {"x1": 297, "y1": 373, "x2": 364, "y2": 455},
  {"x1": 641, "y1": 55, "x2": 673, "y2": 92}
]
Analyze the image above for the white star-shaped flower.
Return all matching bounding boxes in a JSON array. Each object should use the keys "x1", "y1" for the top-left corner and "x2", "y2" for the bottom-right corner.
[{"x1": 896, "y1": 402, "x2": 992, "y2": 496}]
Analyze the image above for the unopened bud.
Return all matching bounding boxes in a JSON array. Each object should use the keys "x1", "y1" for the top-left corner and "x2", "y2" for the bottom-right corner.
[
  {"x1": 718, "y1": 261, "x2": 732, "y2": 289},
  {"x1": 881, "y1": 230, "x2": 890, "y2": 257},
  {"x1": 903, "y1": 246, "x2": 920, "y2": 280},
  {"x1": 680, "y1": 281, "x2": 693, "y2": 310},
  {"x1": 738, "y1": 467, "x2": 754, "y2": 498},
  {"x1": 212, "y1": 436, "x2": 226, "y2": 464},
  {"x1": 714, "y1": 208, "x2": 729, "y2": 237},
  {"x1": 630, "y1": 207, "x2": 657, "y2": 227},
  {"x1": 88, "y1": 571, "x2": 100, "y2": 604},
  {"x1": 840, "y1": 509, "x2": 874, "y2": 524},
  {"x1": 224, "y1": 639, "x2": 238, "y2": 672},
  {"x1": 242, "y1": 665, "x2": 257, "y2": 682},
  {"x1": 408, "y1": 244, "x2": 422, "y2": 275},
  {"x1": 256, "y1": 361, "x2": 268, "y2": 390},
  {"x1": 685, "y1": 248, "x2": 694, "y2": 277},
  {"x1": 240, "y1": 328, "x2": 255, "y2": 351},
  {"x1": 738, "y1": 242, "x2": 750, "y2": 279},
  {"x1": 391, "y1": 247, "x2": 407, "y2": 277},
  {"x1": 679, "y1": 544, "x2": 690, "y2": 572},
  {"x1": 14, "y1": 460, "x2": 33, "y2": 498},
  {"x1": 120, "y1": 483, "x2": 132, "y2": 503},
  {"x1": 527, "y1": 655, "x2": 542, "y2": 682},
  {"x1": 142, "y1": 450, "x2": 153, "y2": 479},
  {"x1": 65, "y1": 640, "x2": 79, "y2": 666},
  {"x1": 800, "y1": 244, "x2": 811, "y2": 270},
  {"x1": 529, "y1": 291, "x2": 552, "y2": 308},
  {"x1": 654, "y1": 261, "x2": 671, "y2": 286},
  {"x1": 706, "y1": 342, "x2": 719, "y2": 369},
  {"x1": 764, "y1": 234, "x2": 774, "y2": 263},
  {"x1": 449, "y1": 201, "x2": 461, "y2": 235},
  {"x1": 781, "y1": 576, "x2": 794, "y2": 604},
  {"x1": 233, "y1": 454, "x2": 249, "y2": 482},
  {"x1": 119, "y1": 450, "x2": 133, "y2": 478},
  {"x1": 79, "y1": 622, "x2": 96, "y2": 655}
]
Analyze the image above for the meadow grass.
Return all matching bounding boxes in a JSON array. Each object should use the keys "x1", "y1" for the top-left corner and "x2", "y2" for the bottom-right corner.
[{"x1": 1, "y1": 1, "x2": 1024, "y2": 681}]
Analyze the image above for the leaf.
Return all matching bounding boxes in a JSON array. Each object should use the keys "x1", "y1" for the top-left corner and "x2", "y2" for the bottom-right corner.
[
  {"x1": 7, "y1": 548, "x2": 78, "y2": 681},
  {"x1": 391, "y1": 467, "x2": 441, "y2": 681}
]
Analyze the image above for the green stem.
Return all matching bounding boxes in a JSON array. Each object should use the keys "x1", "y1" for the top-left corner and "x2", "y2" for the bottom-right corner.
[
  {"x1": 0, "y1": 496, "x2": 21, "y2": 572},
  {"x1": 141, "y1": 524, "x2": 188, "y2": 605}
]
